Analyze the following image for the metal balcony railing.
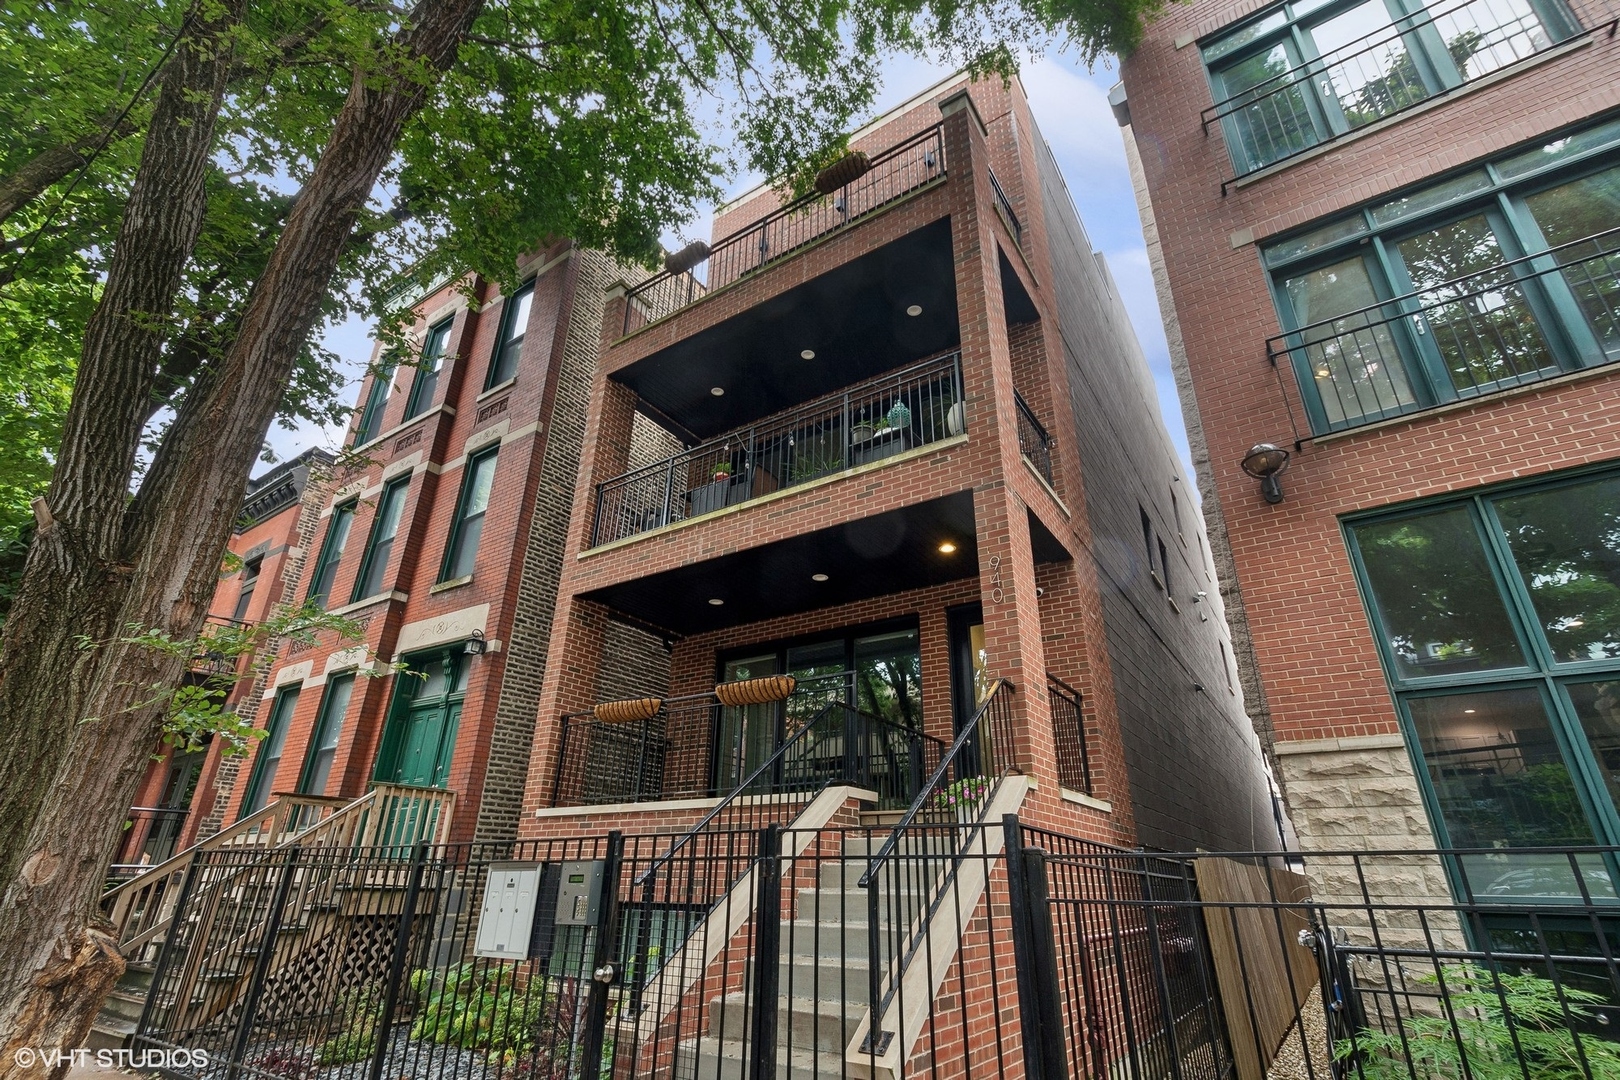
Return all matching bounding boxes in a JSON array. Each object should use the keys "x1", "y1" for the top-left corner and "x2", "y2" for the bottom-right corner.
[
  {"x1": 988, "y1": 166, "x2": 1022, "y2": 247},
  {"x1": 1015, "y1": 391, "x2": 1055, "y2": 487},
  {"x1": 1048, "y1": 674, "x2": 1092, "y2": 796},
  {"x1": 622, "y1": 124, "x2": 947, "y2": 334},
  {"x1": 1268, "y1": 225, "x2": 1620, "y2": 434},
  {"x1": 591, "y1": 351, "x2": 965, "y2": 547},
  {"x1": 1202, "y1": 0, "x2": 1577, "y2": 188}
]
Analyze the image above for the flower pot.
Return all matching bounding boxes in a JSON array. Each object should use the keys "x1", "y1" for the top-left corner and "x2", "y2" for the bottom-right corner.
[
  {"x1": 850, "y1": 422, "x2": 875, "y2": 443},
  {"x1": 946, "y1": 401, "x2": 966, "y2": 436}
]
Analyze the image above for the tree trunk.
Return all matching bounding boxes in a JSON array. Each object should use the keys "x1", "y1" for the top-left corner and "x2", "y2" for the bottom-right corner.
[
  {"x1": 0, "y1": 1, "x2": 483, "y2": 1073},
  {"x1": 0, "y1": 120, "x2": 132, "y2": 230},
  {"x1": 0, "y1": 0, "x2": 242, "y2": 1071}
]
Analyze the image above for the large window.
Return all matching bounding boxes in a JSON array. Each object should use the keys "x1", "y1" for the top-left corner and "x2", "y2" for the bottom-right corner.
[
  {"x1": 352, "y1": 478, "x2": 409, "y2": 602},
  {"x1": 299, "y1": 672, "x2": 354, "y2": 796},
  {"x1": 1204, "y1": 0, "x2": 1577, "y2": 176},
  {"x1": 307, "y1": 500, "x2": 356, "y2": 609},
  {"x1": 486, "y1": 282, "x2": 533, "y2": 388},
  {"x1": 354, "y1": 359, "x2": 398, "y2": 445},
  {"x1": 1346, "y1": 465, "x2": 1620, "y2": 900},
  {"x1": 440, "y1": 447, "x2": 498, "y2": 582},
  {"x1": 404, "y1": 318, "x2": 453, "y2": 420},
  {"x1": 240, "y1": 686, "x2": 300, "y2": 817},
  {"x1": 1267, "y1": 118, "x2": 1620, "y2": 433},
  {"x1": 231, "y1": 556, "x2": 261, "y2": 623}
]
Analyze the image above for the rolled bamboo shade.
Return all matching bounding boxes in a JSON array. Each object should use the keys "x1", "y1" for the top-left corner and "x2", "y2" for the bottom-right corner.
[
  {"x1": 713, "y1": 675, "x2": 797, "y2": 707},
  {"x1": 592, "y1": 697, "x2": 663, "y2": 724}
]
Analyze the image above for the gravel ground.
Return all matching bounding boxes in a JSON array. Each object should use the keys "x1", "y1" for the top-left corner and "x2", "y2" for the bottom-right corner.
[{"x1": 1266, "y1": 984, "x2": 1334, "y2": 1080}]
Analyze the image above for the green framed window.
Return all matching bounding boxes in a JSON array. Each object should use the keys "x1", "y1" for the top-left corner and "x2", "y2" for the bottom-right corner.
[
  {"x1": 486, "y1": 281, "x2": 534, "y2": 389},
  {"x1": 1203, "y1": 0, "x2": 1579, "y2": 176},
  {"x1": 231, "y1": 556, "x2": 261, "y2": 623},
  {"x1": 352, "y1": 478, "x2": 409, "y2": 602},
  {"x1": 354, "y1": 358, "x2": 398, "y2": 445},
  {"x1": 240, "y1": 686, "x2": 300, "y2": 817},
  {"x1": 440, "y1": 447, "x2": 498, "y2": 582},
  {"x1": 307, "y1": 500, "x2": 356, "y2": 609},
  {"x1": 404, "y1": 318, "x2": 453, "y2": 420},
  {"x1": 1344, "y1": 464, "x2": 1620, "y2": 901},
  {"x1": 1265, "y1": 117, "x2": 1620, "y2": 434},
  {"x1": 298, "y1": 672, "x2": 355, "y2": 796}
]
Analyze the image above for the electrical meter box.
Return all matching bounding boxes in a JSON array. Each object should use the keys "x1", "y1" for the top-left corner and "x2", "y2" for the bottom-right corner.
[
  {"x1": 474, "y1": 862, "x2": 542, "y2": 959},
  {"x1": 554, "y1": 860, "x2": 605, "y2": 927}
]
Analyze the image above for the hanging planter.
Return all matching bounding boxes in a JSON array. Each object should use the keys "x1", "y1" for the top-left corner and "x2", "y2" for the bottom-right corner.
[
  {"x1": 715, "y1": 675, "x2": 798, "y2": 707},
  {"x1": 886, "y1": 401, "x2": 912, "y2": 430},
  {"x1": 814, "y1": 151, "x2": 873, "y2": 195},
  {"x1": 593, "y1": 697, "x2": 663, "y2": 724}
]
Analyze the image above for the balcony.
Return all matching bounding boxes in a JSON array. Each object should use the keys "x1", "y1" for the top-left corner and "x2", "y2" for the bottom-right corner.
[
  {"x1": 1203, "y1": 0, "x2": 1581, "y2": 188},
  {"x1": 1270, "y1": 225, "x2": 1620, "y2": 434},
  {"x1": 592, "y1": 352, "x2": 965, "y2": 547},
  {"x1": 622, "y1": 124, "x2": 948, "y2": 334},
  {"x1": 1015, "y1": 391, "x2": 1055, "y2": 487}
]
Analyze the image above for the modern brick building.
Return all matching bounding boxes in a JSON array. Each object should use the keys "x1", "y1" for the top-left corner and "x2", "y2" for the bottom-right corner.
[
  {"x1": 1116, "y1": 0, "x2": 1620, "y2": 901},
  {"x1": 214, "y1": 240, "x2": 658, "y2": 843},
  {"x1": 519, "y1": 72, "x2": 1278, "y2": 854},
  {"x1": 115, "y1": 448, "x2": 333, "y2": 867}
]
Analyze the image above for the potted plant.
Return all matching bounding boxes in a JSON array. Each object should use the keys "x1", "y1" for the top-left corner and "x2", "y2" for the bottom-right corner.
[
  {"x1": 712, "y1": 462, "x2": 733, "y2": 483},
  {"x1": 934, "y1": 776, "x2": 992, "y2": 823}
]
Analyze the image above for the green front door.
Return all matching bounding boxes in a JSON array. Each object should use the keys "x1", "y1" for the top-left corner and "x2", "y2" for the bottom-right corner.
[{"x1": 376, "y1": 649, "x2": 465, "y2": 789}]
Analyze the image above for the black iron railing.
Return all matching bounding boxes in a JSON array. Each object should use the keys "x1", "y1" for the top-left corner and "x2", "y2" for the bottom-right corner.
[
  {"x1": 623, "y1": 124, "x2": 947, "y2": 334},
  {"x1": 1015, "y1": 391, "x2": 1055, "y2": 486},
  {"x1": 1047, "y1": 674, "x2": 1092, "y2": 796},
  {"x1": 859, "y1": 678, "x2": 1018, "y2": 1050},
  {"x1": 591, "y1": 351, "x2": 965, "y2": 547},
  {"x1": 1203, "y1": 0, "x2": 1578, "y2": 188},
  {"x1": 1268, "y1": 225, "x2": 1620, "y2": 435},
  {"x1": 989, "y1": 166, "x2": 1022, "y2": 247}
]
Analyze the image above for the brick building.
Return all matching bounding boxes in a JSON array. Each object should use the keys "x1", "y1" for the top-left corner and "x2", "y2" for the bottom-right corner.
[
  {"x1": 519, "y1": 72, "x2": 1278, "y2": 854},
  {"x1": 115, "y1": 448, "x2": 333, "y2": 867},
  {"x1": 217, "y1": 240, "x2": 657, "y2": 843},
  {"x1": 1116, "y1": 0, "x2": 1620, "y2": 901}
]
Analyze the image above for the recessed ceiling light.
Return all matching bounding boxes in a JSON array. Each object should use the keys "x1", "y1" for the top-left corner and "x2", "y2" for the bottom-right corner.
[
  {"x1": 800, "y1": 349, "x2": 816, "y2": 360},
  {"x1": 906, "y1": 304, "x2": 923, "y2": 317},
  {"x1": 1463, "y1": 708, "x2": 1477, "y2": 714},
  {"x1": 710, "y1": 386, "x2": 725, "y2": 396},
  {"x1": 811, "y1": 573, "x2": 829, "y2": 582},
  {"x1": 937, "y1": 541, "x2": 957, "y2": 554},
  {"x1": 708, "y1": 598, "x2": 724, "y2": 606}
]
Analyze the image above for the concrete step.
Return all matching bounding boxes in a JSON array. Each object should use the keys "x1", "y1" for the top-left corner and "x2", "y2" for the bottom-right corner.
[
  {"x1": 782, "y1": 919, "x2": 870, "y2": 958},
  {"x1": 86, "y1": 1018, "x2": 135, "y2": 1052},
  {"x1": 119, "y1": 962, "x2": 156, "y2": 993},
  {"x1": 688, "y1": 1035, "x2": 848, "y2": 1080},
  {"x1": 98, "y1": 988, "x2": 150, "y2": 1026},
  {"x1": 747, "y1": 952, "x2": 870, "y2": 999},
  {"x1": 840, "y1": 833, "x2": 958, "y2": 859},
  {"x1": 708, "y1": 992, "x2": 866, "y2": 1055}
]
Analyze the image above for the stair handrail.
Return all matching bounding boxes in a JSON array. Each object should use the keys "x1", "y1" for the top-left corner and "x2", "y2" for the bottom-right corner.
[{"x1": 856, "y1": 678, "x2": 1016, "y2": 1039}]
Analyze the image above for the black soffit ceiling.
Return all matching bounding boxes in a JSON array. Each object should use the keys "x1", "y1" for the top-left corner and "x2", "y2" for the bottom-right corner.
[
  {"x1": 616, "y1": 217, "x2": 960, "y2": 441},
  {"x1": 585, "y1": 492, "x2": 979, "y2": 635}
]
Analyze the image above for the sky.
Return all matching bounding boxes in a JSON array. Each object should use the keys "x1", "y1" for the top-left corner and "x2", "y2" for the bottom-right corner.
[{"x1": 264, "y1": 51, "x2": 1191, "y2": 481}]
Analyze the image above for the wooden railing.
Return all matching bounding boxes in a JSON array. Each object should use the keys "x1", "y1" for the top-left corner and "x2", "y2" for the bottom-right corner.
[{"x1": 102, "y1": 782, "x2": 455, "y2": 959}]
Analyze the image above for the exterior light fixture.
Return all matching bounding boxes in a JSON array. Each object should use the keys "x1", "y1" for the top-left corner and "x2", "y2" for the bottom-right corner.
[
  {"x1": 464, "y1": 629, "x2": 487, "y2": 656},
  {"x1": 906, "y1": 304, "x2": 923, "y2": 317},
  {"x1": 800, "y1": 349, "x2": 816, "y2": 360},
  {"x1": 1240, "y1": 443, "x2": 1291, "y2": 504},
  {"x1": 710, "y1": 386, "x2": 725, "y2": 397},
  {"x1": 937, "y1": 541, "x2": 958, "y2": 554},
  {"x1": 1464, "y1": 708, "x2": 1477, "y2": 714},
  {"x1": 708, "y1": 598, "x2": 724, "y2": 606},
  {"x1": 811, "y1": 573, "x2": 829, "y2": 582}
]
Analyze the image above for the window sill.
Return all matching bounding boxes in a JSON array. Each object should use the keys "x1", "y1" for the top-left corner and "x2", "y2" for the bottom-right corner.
[
  {"x1": 1228, "y1": 35, "x2": 1594, "y2": 200},
  {"x1": 1061, "y1": 788, "x2": 1111, "y2": 813},
  {"x1": 478, "y1": 378, "x2": 516, "y2": 402},
  {"x1": 430, "y1": 575, "x2": 473, "y2": 594},
  {"x1": 345, "y1": 404, "x2": 455, "y2": 457},
  {"x1": 326, "y1": 590, "x2": 408, "y2": 617}
]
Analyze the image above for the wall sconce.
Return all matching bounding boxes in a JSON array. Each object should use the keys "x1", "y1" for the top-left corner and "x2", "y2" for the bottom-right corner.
[
  {"x1": 1241, "y1": 443, "x2": 1291, "y2": 504},
  {"x1": 464, "y1": 629, "x2": 487, "y2": 656}
]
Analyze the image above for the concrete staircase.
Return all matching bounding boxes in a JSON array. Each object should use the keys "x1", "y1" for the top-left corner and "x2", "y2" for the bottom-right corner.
[
  {"x1": 87, "y1": 962, "x2": 155, "y2": 1050},
  {"x1": 690, "y1": 827, "x2": 956, "y2": 1079}
]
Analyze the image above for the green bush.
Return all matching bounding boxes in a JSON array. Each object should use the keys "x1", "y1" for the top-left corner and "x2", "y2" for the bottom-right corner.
[
  {"x1": 1338, "y1": 967, "x2": 1620, "y2": 1079},
  {"x1": 315, "y1": 985, "x2": 384, "y2": 1065},
  {"x1": 408, "y1": 965, "x2": 568, "y2": 1064}
]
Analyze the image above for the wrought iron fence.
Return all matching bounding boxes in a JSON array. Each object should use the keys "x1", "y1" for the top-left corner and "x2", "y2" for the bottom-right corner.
[
  {"x1": 1203, "y1": 0, "x2": 1578, "y2": 186},
  {"x1": 1046, "y1": 675, "x2": 1092, "y2": 797},
  {"x1": 1016, "y1": 391, "x2": 1055, "y2": 487},
  {"x1": 622, "y1": 124, "x2": 947, "y2": 334},
  {"x1": 1268, "y1": 225, "x2": 1620, "y2": 434},
  {"x1": 989, "y1": 166, "x2": 1022, "y2": 247},
  {"x1": 591, "y1": 351, "x2": 965, "y2": 547}
]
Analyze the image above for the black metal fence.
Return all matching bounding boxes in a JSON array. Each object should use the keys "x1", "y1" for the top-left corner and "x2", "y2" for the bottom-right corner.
[
  {"x1": 590, "y1": 352, "x2": 965, "y2": 547},
  {"x1": 1015, "y1": 392, "x2": 1055, "y2": 488},
  {"x1": 622, "y1": 124, "x2": 947, "y2": 334}
]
